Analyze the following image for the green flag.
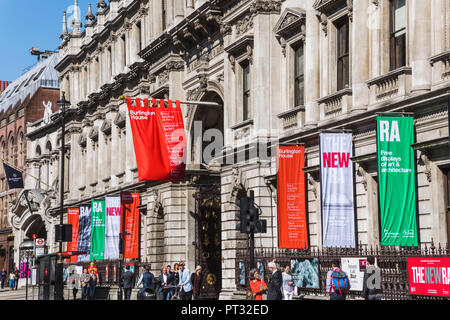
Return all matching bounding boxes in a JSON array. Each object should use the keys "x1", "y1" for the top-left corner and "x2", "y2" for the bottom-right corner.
[
  {"x1": 377, "y1": 116, "x2": 418, "y2": 246},
  {"x1": 90, "y1": 200, "x2": 106, "y2": 260}
]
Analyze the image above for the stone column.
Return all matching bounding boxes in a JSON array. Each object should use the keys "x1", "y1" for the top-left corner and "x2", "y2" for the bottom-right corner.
[
  {"x1": 152, "y1": 0, "x2": 163, "y2": 37},
  {"x1": 304, "y1": 4, "x2": 320, "y2": 128},
  {"x1": 130, "y1": 23, "x2": 141, "y2": 63},
  {"x1": 351, "y1": 0, "x2": 370, "y2": 113},
  {"x1": 410, "y1": 0, "x2": 432, "y2": 93},
  {"x1": 185, "y1": 0, "x2": 195, "y2": 16},
  {"x1": 166, "y1": 0, "x2": 174, "y2": 28},
  {"x1": 174, "y1": 0, "x2": 184, "y2": 25}
]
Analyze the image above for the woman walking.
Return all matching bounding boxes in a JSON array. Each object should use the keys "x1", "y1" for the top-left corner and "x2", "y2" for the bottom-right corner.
[
  {"x1": 8, "y1": 271, "x2": 15, "y2": 291},
  {"x1": 249, "y1": 269, "x2": 267, "y2": 300},
  {"x1": 282, "y1": 265, "x2": 295, "y2": 300},
  {"x1": 69, "y1": 269, "x2": 80, "y2": 300}
]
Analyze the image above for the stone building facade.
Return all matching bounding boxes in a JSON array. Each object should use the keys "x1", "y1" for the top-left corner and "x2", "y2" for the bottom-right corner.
[
  {"x1": 9, "y1": 0, "x2": 450, "y2": 299},
  {"x1": 0, "y1": 51, "x2": 59, "y2": 273}
]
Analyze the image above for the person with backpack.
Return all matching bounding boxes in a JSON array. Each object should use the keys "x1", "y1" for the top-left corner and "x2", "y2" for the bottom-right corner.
[{"x1": 326, "y1": 259, "x2": 351, "y2": 300}]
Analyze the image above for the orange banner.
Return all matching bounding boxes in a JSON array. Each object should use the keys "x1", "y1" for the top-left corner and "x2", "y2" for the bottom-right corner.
[
  {"x1": 121, "y1": 193, "x2": 140, "y2": 259},
  {"x1": 277, "y1": 146, "x2": 308, "y2": 249},
  {"x1": 67, "y1": 208, "x2": 80, "y2": 262}
]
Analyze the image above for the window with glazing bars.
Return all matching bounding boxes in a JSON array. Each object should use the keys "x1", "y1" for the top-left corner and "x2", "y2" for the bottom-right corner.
[
  {"x1": 336, "y1": 17, "x2": 350, "y2": 91},
  {"x1": 390, "y1": 0, "x2": 406, "y2": 70}
]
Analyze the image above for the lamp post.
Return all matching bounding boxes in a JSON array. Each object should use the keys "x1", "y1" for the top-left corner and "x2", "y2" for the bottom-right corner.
[
  {"x1": 19, "y1": 240, "x2": 34, "y2": 300},
  {"x1": 55, "y1": 91, "x2": 70, "y2": 300}
]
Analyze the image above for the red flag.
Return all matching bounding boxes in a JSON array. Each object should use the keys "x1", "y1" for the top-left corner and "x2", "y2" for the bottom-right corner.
[
  {"x1": 121, "y1": 193, "x2": 140, "y2": 259},
  {"x1": 277, "y1": 146, "x2": 308, "y2": 249},
  {"x1": 126, "y1": 97, "x2": 186, "y2": 182},
  {"x1": 66, "y1": 208, "x2": 80, "y2": 262}
]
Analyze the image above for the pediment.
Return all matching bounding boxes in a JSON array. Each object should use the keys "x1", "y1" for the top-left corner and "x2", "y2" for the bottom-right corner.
[
  {"x1": 100, "y1": 119, "x2": 112, "y2": 134},
  {"x1": 313, "y1": 0, "x2": 349, "y2": 15},
  {"x1": 78, "y1": 132, "x2": 87, "y2": 146},
  {"x1": 273, "y1": 8, "x2": 306, "y2": 38},
  {"x1": 113, "y1": 111, "x2": 126, "y2": 128},
  {"x1": 88, "y1": 126, "x2": 99, "y2": 141}
]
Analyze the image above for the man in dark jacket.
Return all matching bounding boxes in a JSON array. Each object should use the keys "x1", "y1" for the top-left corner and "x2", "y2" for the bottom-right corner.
[
  {"x1": 157, "y1": 266, "x2": 174, "y2": 300},
  {"x1": 267, "y1": 262, "x2": 282, "y2": 300},
  {"x1": 121, "y1": 266, "x2": 134, "y2": 300},
  {"x1": 362, "y1": 256, "x2": 382, "y2": 300},
  {"x1": 137, "y1": 265, "x2": 155, "y2": 298},
  {"x1": 1, "y1": 269, "x2": 6, "y2": 289}
]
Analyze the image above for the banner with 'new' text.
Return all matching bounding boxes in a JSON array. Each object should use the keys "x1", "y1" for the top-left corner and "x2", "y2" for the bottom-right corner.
[
  {"x1": 377, "y1": 117, "x2": 418, "y2": 246},
  {"x1": 105, "y1": 197, "x2": 121, "y2": 260},
  {"x1": 320, "y1": 133, "x2": 355, "y2": 248}
]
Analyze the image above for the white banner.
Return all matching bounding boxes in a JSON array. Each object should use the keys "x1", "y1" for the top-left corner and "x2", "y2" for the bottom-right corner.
[
  {"x1": 105, "y1": 196, "x2": 121, "y2": 260},
  {"x1": 320, "y1": 133, "x2": 356, "y2": 248}
]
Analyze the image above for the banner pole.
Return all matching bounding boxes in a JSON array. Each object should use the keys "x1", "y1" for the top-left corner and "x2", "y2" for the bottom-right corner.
[{"x1": 120, "y1": 96, "x2": 221, "y2": 108}]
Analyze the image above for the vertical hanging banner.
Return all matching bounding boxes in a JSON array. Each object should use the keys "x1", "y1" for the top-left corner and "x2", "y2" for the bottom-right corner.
[
  {"x1": 77, "y1": 205, "x2": 91, "y2": 262},
  {"x1": 121, "y1": 193, "x2": 140, "y2": 259},
  {"x1": 90, "y1": 200, "x2": 106, "y2": 261},
  {"x1": 67, "y1": 208, "x2": 80, "y2": 263},
  {"x1": 377, "y1": 116, "x2": 418, "y2": 246},
  {"x1": 126, "y1": 97, "x2": 186, "y2": 182},
  {"x1": 277, "y1": 146, "x2": 308, "y2": 249},
  {"x1": 105, "y1": 197, "x2": 121, "y2": 260},
  {"x1": 320, "y1": 133, "x2": 356, "y2": 248}
]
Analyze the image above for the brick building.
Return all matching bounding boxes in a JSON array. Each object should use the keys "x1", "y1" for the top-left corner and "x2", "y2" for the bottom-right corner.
[{"x1": 0, "y1": 51, "x2": 59, "y2": 273}]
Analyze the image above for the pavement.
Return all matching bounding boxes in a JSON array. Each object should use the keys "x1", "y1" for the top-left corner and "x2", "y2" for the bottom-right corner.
[{"x1": 0, "y1": 288, "x2": 33, "y2": 300}]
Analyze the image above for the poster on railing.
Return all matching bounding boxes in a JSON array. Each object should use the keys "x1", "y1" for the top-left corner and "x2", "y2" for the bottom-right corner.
[
  {"x1": 377, "y1": 117, "x2": 418, "y2": 246},
  {"x1": 66, "y1": 208, "x2": 79, "y2": 263},
  {"x1": 341, "y1": 257, "x2": 375, "y2": 292},
  {"x1": 121, "y1": 193, "x2": 140, "y2": 259},
  {"x1": 290, "y1": 258, "x2": 319, "y2": 289},
  {"x1": 320, "y1": 133, "x2": 356, "y2": 248},
  {"x1": 90, "y1": 200, "x2": 106, "y2": 261},
  {"x1": 408, "y1": 257, "x2": 450, "y2": 297},
  {"x1": 277, "y1": 146, "x2": 308, "y2": 249},
  {"x1": 77, "y1": 205, "x2": 91, "y2": 262},
  {"x1": 104, "y1": 197, "x2": 121, "y2": 260},
  {"x1": 126, "y1": 97, "x2": 186, "y2": 182}
]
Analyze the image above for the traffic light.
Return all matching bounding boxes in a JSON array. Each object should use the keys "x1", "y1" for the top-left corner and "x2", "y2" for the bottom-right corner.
[{"x1": 235, "y1": 196, "x2": 249, "y2": 233}]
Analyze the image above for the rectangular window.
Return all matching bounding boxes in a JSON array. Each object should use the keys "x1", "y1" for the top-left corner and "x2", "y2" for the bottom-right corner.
[
  {"x1": 294, "y1": 44, "x2": 305, "y2": 107},
  {"x1": 242, "y1": 62, "x2": 251, "y2": 121},
  {"x1": 137, "y1": 22, "x2": 142, "y2": 52},
  {"x1": 121, "y1": 35, "x2": 126, "y2": 68},
  {"x1": 390, "y1": 0, "x2": 406, "y2": 70},
  {"x1": 336, "y1": 18, "x2": 350, "y2": 91}
]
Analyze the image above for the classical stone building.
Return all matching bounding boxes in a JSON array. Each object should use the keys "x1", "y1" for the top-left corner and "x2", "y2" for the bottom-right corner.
[
  {"x1": 9, "y1": 0, "x2": 450, "y2": 299},
  {"x1": 0, "y1": 50, "x2": 59, "y2": 273}
]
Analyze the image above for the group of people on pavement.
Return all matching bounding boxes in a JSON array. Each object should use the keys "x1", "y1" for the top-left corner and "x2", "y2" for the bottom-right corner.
[
  {"x1": 249, "y1": 257, "x2": 382, "y2": 301},
  {"x1": 68, "y1": 268, "x2": 98, "y2": 300},
  {"x1": 120, "y1": 261, "x2": 205, "y2": 300},
  {"x1": 1, "y1": 268, "x2": 20, "y2": 291}
]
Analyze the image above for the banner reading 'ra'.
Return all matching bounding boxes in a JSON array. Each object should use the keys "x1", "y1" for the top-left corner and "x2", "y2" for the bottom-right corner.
[
  {"x1": 90, "y1": 200, "x2": 106, "y2": 261},
  {"x1": 320, "y1": 133, "x2": 356, "y2": 248},
  {"x1": 377, "y1": 117, "x2": 418, "y2": 246},
  {"x1": 126, "y1": 97, "x2": 186, "y2": 182}
]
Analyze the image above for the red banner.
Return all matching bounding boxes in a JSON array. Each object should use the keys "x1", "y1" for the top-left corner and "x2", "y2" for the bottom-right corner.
[
  {"x1": 66, "y1": 208, "x2": 79, "y2": 262},
  {"x1": 121, "y1": 193, "x2": 140, "y2": 259},
  {"x1": 277, "y1": 146, "x2": 308, "y2": 249},
  {"x1": 408, "y1": 257, "x2": 450, "y2": 297},
  {"x1": 126, "y1": 97, "x2": 186, "y2": 182}
]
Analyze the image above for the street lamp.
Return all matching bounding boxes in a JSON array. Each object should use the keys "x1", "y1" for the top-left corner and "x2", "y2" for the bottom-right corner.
[
  {"x1": 19, "y1": 240, "x2": 34, "y2": 300},
  {"x1": 55, "y1": 91, "x2": 70, "y2": 300}
]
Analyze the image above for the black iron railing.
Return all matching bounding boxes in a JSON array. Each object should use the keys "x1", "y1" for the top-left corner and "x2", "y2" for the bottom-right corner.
[{"x1": 236, "y1": 242, "x2": 450, "y2": 300}]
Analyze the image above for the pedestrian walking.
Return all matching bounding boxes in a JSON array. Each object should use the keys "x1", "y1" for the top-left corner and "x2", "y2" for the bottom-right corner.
[
  {"x1": 191, "y1": 266, "x2": 205, "y2": 300},
  {"x1": 156, "y1": 266, "x2": 174, "y2": 300},
  {"x1": 14, "y1": 268, "x2": 19, "y2": 290},
  {"x1": 80, "y1": 268, "x2": 90, "y2": 300},
  {"x1": 88, "y1": 269, "x2": 98, "y2": 300},
  {"x1": 137, "y1": 265, "x2": 156, "y2": 299},
  {"x1": 248, "y1": 269, "x2": 267, "y2": 301},
  {"x1": 121, "y1": 265, "x2": 134, "y2": 300},
  {"x1": 177, "y1": 261, "x2": 193, "y2": 300},
  {"x1": 8, "y1": 271, "x2": 15, "y2": 291},
  {"x1": 326, "y1": 259, "x2": 351, "y2": 300},
  {"x1": 282, "y1": 265, "x2": 295, "y2": 300},
  {"x1": 1, "y1": 269, "x2": 6, "y2": 289},
  {"x1": 69, "y1": 269, "x2": 80, "y2": 300},
  {"x1": 362, "y1": 256, "x2": 382, "y2": 300},
  {"x1": 267, "y1": 262, "x2": 282, "y2": 300}
]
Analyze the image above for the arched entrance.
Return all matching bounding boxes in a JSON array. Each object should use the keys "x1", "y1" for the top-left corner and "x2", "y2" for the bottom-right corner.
[{"x1": 190, "y1": 90, "x2": 224, "y2": 299}]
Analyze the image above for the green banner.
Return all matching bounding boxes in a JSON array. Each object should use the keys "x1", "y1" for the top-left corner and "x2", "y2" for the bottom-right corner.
[
  {"x1": 377, "y1": 116, "x2": 418, "y2": 246},
  {"x1": 90, "y1": 200, "x2": 106, "y2": 260}
]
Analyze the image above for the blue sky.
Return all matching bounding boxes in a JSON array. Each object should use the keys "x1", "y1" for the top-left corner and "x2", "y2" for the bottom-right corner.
[{"x1": 0, "y1": 0, "x2": 93, "y2": 81}]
